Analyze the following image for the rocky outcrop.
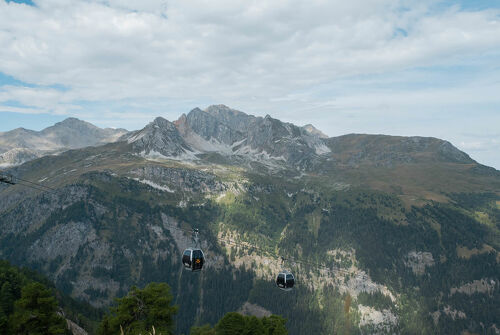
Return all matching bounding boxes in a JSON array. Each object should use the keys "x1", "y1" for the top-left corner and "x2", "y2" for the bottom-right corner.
[
  {"x1": 0, "y1": 147, "x2": 41, "y2": 166},
  {"x1": 303, "y1": 124, "x2": 328, "y2": 139},
  {"x1": 129, "y1": 164, "x2": 227, "y2": 194},
  {"x1": 238, "y1": 302, "x2": 272, "y2": 318},
  {"x1": 123, "y1": 117, "x2": 194, "y2": 158},
  {"x1": 450, "y1": 278, "x2": 497, "y2": 296},
  {"x1": 358, "y1": 305, "x2": 398, "y2": 334},
  {"x1": 404, "y1": 251, "x2": 435, "y2": 275}
]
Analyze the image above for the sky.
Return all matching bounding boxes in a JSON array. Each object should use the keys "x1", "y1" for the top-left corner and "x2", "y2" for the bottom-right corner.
[{"x1": 0, "y1": 0, "x2": 499, "y2": 169}]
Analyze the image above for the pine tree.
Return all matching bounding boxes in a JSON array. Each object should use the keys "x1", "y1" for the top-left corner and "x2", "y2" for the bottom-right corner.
[
  {"x1": 262, "y1": 315, "x2": 288, "y2": 335},
  {"x1": 189, "y1": 324, "x2": 216, "y2": 335},
  {"x1": 9, "y1": 282, "x2": 66, "y2": 335},
  {"x1": 0, "y1": 281, "x2": 15, "y2": 315},
  {"x1": 244, "y1": 315, "x2": 266, "y2": 335},
  {"x1": 191, "y1": 313, "x2": 288, "y2": 335},
  {"x1": 0, "y1": 312, "x2": 8, "y2": 335},
  {"x1": 215, "y1": 312, "x2": 247, "y2": 335},
  {"x1": 97, "y1": 282, "x2": 178, "y2": 335}
]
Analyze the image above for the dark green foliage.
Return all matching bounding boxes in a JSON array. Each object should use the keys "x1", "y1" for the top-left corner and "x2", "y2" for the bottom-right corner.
[
  {"x1": 215, "y1": 312, "x2": 247, "y2": 335},
  {"x1": 0, "y1": 260, "x2": 102, "y2": 334},
  {"x1": 262, "y1": 315, "x2": 288, "y2": 335},
  {"x1": 248, "y1": 280, "x2": 357, "y2": 335},
  {"x1": 97, "y1": 282, "x2": 178, "y2": 335},
  {"x1": 0, "y1": 281, "x2": 16, "y2": 315},
  {"x1": 9, "y1": 282, "x2": 67, "y2": 335},
  {"x1": 190, "y1": 312, "x2": 287, "y2": 335},
  {"x1": 190, "y1": 324, "x2": 216, "y2": 335}
]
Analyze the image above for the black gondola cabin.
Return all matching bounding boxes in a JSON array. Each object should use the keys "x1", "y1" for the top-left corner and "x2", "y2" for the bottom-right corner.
[
  {"x1": 182, "y1": 248, "x2": 205, "y2": 271},
  {"x1": 276, "y1": 270, "x2": 294, "y2": 291}
]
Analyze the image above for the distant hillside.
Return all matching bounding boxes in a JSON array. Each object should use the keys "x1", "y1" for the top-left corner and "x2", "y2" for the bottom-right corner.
[{"x1": 0, "y1": 118, "x2": 128, "y2": 166}]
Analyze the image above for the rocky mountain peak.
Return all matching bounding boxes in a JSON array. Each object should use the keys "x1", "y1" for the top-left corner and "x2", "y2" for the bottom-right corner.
[
  {"x1": 205, "y1": 104, "x2": 243, "y2": 117},
  {"x1": 50, "y1": 117, "x2": 99, "y2": 132},
  {"x1": 183, "y1": 107, "x2": 245, "y2": 146},
  {"x1": 3, "y1": 127, "x2": 36, "y2": 136},
  {"x1": 0, "y1": 118, "x2": 128, "y2": 167},
  {"x1": 303, "y1": 124, "x2": 328, "y2": 139},
  {"x1": 203, "y1": 105, "x2": 259, "y2": 133},
  {"x1": 124, "y1": 117, "x2": 193, "y2": 158},
  {"x1": 151, "y1": 116, "x2": 174, "y2": 128},
  {"x1": 58, "y1": 117, "x2": 87, "y2": 124},
  {"x1": 174, "y1": 113, "x2": 187, "y2": 127}
]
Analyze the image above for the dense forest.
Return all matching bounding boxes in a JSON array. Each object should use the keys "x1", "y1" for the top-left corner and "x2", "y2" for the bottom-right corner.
[{"x1": 0, "y1": 260, "x2": 288, "y2": 335}]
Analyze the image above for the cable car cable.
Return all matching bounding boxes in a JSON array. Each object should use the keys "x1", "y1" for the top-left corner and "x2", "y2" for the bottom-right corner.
[
  {"x1": 15, "y1": 176, "x2": 56, "y2": 191},
  {"x1": 15, "y1": 182, "x2": 54, "y2": 193},
  {"x1": 0, "y1": 172, "x2": 56, "y2": 193},
  {"x1": 164, "y1": 222, "x2": 350, "y2": 275}
]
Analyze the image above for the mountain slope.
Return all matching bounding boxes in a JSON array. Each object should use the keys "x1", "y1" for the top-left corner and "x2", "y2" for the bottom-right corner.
[
  {"x1": 0, "y1": 106, "x2": 498, "y2": 335},
  {"x1": 0, "y1": 118, "x2": 128, "y2": 166}
]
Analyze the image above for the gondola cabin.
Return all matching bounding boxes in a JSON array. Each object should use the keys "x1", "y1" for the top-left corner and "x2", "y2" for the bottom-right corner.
[
  {"x1": 276, "y1": 270, "x2": 295, "y2": 291},
  {"x1": 182, "y1": 248, "x2": 205, "y2": 271}
]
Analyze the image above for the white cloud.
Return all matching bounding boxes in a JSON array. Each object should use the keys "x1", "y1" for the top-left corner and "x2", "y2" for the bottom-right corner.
[{"x1": 1, "y1": 0, "x2": 499, "y2": 102}]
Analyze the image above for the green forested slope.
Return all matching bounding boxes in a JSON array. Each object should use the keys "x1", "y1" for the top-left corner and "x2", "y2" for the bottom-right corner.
[{"x1": 0, "y1": 141, "x2": 499, "y2": 334}]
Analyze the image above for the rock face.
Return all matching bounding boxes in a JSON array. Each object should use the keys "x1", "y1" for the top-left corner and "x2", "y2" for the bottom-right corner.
[
  {"x1": 234, "y1": 114, "x2": 331, "y2": 164},
  {"x1": 0, "y1": 118, "x2": 127, "y2": 166},
  {"x1": 404, "y1": 251, "x2": 435, "y2": 275},
  {"x1": 129, "y1": 164, "x2": 227, "y2": 194},
  {"x1": 303, "y1": 124, "x2": 328, "y2": 139},
  {"x1": 238, "y1": 302, "x2": 272, "y2": 318},
  {"x1": 183, "y1": 107, "x2": 247, "y2": 145},
  {"x1": 205, "y1": 104, "x2": 259, "y2": 133},
  {"x1": 123, "y1": 117, "x2": 193, "y2": 158},
  {"x1": 0, "y1": 148, "x2": 41, "y2": 167},
  {"x1": 131, "y1": 105, "x2": 331, "y2": 168}
]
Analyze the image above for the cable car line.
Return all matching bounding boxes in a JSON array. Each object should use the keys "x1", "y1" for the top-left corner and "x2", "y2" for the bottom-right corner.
[
  {"x1": 0, "y1": 170, "x2": 56, "y2": 192},
  {"x1": 0, "y1": 171, "x2": 57, "y2": 193},
  {"x1": 165, "y1": 222, "x2": 351, "y2": 276},
  {"x1": 15, "y1": 176, "x2": 56, "y2": 191},
  {"x1": 17, "y1": 182, "x2": 54, "y2": 193}
]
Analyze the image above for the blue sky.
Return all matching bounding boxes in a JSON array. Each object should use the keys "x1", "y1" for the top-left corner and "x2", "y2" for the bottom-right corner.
[{"x1": 1, "y1": 0, "x2": 499, "y2": 168}]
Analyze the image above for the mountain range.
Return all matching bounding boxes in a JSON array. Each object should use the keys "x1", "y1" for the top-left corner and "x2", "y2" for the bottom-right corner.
[
  {"x1": 0, "y1": 105, "x2": 498, "y2": 335},
  {"x1": 0, "y1": 118, "x2": 127, "y2": 166}
]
